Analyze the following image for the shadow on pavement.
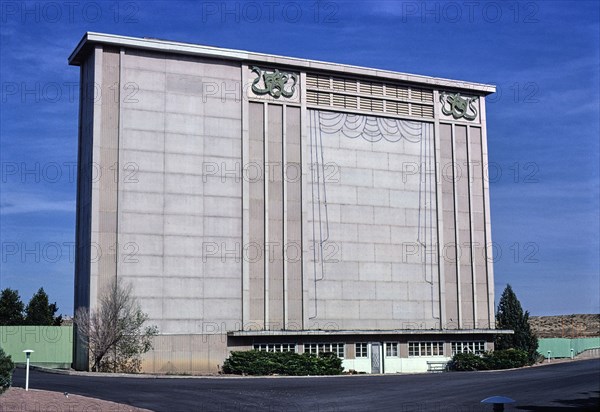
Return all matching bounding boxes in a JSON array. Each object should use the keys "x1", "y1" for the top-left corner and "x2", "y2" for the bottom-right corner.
[{"x1": 516, "y1": 391, "x2": 599, "y2": 411}]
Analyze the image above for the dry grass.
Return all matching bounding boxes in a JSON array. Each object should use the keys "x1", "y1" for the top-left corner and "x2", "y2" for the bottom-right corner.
[
  {"x1": 0, "y1": 387, "x2": 151, "y2": 412},
  {"x1": 530, "y1": 314, "x2": 600, "y2": 338}
]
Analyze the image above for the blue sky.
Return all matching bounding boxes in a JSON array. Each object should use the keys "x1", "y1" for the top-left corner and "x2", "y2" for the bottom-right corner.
[{"x1": 0, "y1": 1, "x2": 598, "y2": 316}]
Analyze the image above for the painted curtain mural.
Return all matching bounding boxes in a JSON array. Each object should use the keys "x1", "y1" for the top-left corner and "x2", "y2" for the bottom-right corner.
[{"x1": 306, "y1": 110, "x2": 439, "y2": 329}]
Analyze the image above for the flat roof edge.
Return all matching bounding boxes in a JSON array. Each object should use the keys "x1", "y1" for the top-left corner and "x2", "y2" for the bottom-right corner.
[
  {"x1": 69, "y1": 32, "x2": 496, "y2": 94},
  {"x1": 228, "y1": 329, "x2": 514, "y2": 337}
]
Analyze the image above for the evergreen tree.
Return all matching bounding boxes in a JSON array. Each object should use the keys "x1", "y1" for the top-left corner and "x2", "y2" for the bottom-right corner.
[
  {"x1": 24, "y1": 288, "x2": 61, "y2": 326},
  {"x1": 0, "y1": 288, "x2": 25, "y2": 325},
  {"x1": 495, "y1": 284, "x2": 538, "y2": 363}
]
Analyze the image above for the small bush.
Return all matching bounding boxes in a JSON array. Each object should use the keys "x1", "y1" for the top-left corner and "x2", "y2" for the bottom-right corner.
[
  {"x1": 448, "y1": 352, "x2": 489, "y2": 371},
  {"x1": 222, "y1": 350, "x2": 343, "y2": 376},
  {"x1": 0, "y1": 347, "x2": 15, "y2": 394},
  {"x1": 484, "y1": 349, "x2": 529, "y2": 369},
  {"x1": 448, "y1": 349, "x2": 529, "y2": 371}
]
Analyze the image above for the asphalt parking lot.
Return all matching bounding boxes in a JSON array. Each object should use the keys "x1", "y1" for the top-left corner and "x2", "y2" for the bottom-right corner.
[{"x1": 11, "y1": 358, "x2": 600, "y2": 411}]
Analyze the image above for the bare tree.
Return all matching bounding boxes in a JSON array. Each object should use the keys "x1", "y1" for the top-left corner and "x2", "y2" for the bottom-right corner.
[{"x1": 74, "y1": 279, "x2": 158, "y2": 372}]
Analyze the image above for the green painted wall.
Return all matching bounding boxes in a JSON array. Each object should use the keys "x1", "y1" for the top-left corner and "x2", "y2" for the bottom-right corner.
[
  {"x1": 537, "y1": 337, "x2": 600, "y2": 358},
  {"x1": 0, "y1": 326, "x2": 73, "y2": 368}
]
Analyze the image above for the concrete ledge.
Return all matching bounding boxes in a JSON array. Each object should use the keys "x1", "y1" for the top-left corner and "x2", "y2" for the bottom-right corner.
[{"x1": 228, "y1": 329, "x2": 514, "y2": 337}]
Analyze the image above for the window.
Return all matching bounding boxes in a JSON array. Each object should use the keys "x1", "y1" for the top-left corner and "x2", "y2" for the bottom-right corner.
[
  {"x1": 305, "y1": 343, "x2": 345, "y2": 358},
  {"x1": 355, "y1": 343, "x2": 368, "y2": 358},
  {"x1": 451, "y1": 341, "x2": 485, "y2": 356},
  {"x1": 253, "y1": 343, "x2": 296, "y2": 353},
  {"x1": 408, "y1": 342, "x2": 444, "y2": 357},
  {"x1": 385, "y1": 342, "x2": 398, "y2": 357}
]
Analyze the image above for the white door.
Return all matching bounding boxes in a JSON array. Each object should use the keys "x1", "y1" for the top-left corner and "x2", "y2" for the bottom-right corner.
[{"x1": 371, "y1": 343, "x2": 381, "y2": 373}]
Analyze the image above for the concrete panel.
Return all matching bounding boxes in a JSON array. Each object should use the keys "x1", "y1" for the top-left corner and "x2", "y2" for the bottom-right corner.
[
  {"x1": 165, "y1": 133, "x2": 203, "y2": 156},
  {"x1": 164, "y1": 194, "x2": 203, "y2": 216},
  {"x1": 122, "y1": 108, "x2": 166, "y2": 132},
  {"x1": 121, "y1": 149, "x2": 164, "y2": 173},
  {"x1": 357, "y1": 187, "x2": 389, "y2": 207},
  {"x1": 248, "y1": 102, "x2": 265, "y2": 327},
  {"x1": 165, "y1": 113, "x2": 203, "y2": 135},
  {"x1": 165, "y1": 153, "x2": 205, "y2": 175},
  {"x1": 121, "y1": 129, "x2": 165, "y2": 152},
  {"x1": 120, "y1": 212, "x2": 163, "y2": 234},
  {"x1": 165, "y1": 173, "x2": 203, "y2": 195},
  {"x1": 358, "y1": 262, "x2": 392, "y2": 281},
  {"x1": 97, "y1": 48, "x2": 120, "y2": 303},
  {"x1": 267, "y1": 104, "x2": 284, "y2": 326},
  {"x1": 286, "y1": 105, "x2": 303, "y2": 329}
]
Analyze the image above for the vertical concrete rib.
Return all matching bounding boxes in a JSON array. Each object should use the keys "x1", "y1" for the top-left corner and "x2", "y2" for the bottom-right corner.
[
  {"x1": 267, "y1": 104, "x2": 284, "y2": 328},
  {"x1": 300, "y1": 72, "x2": 309, "y2": 329},
  {"x1": 286, "y1": 105, "x2": 302, "y2": 329},
  {"x1": 432, "y1": 90, "x2": 446, "y2": 329},
  {"x1": 283, "y1": 106, "x2": 288, "y2": 328},
  {"x1": 466, "y1": 126, "x2": 478, "y2": 327},
  {"x1": 480, "y1": 97, "x2": 495, "y2": 327},
  {"x1": 451, "y1": 124, "x2": 462, "y2": 328},
  {"x1": 263, "y1": 103, "x2": 269, "y2": 328},
  {"x1": 241, "y1": 65, "x2": 250, "y2": 327},
  {"x1": 248, "y1": 102, "x2": 265, "y2": 328},
  {"x1": 97, "y1": 47, "x2": 120, "y2": 297}
]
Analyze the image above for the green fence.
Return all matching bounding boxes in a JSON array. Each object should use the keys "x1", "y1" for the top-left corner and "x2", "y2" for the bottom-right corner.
[
  {"x1": 0, "y1": 326, "x2": 73, "y2": 368},
  {"x1": 537, "y1": 337, "x2": 600, "y2": 358}
]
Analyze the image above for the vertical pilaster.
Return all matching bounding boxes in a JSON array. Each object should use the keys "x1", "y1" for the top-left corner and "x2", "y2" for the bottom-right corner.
[
  {"x1": 432, "y1": 90, "x2": 446, "y2": 329},
  {"x1": 451, "y1": 124, "x2": 463, "y2": 328},
  {"x1": 241, "y1": 64, "x2": 250, "y2": 327},
  {"x1": 480, "y1": 97, "x2": 495, "y2": 328}
]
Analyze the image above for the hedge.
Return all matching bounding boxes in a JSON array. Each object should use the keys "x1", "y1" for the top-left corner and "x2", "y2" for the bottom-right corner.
[
  {"x1": 222, "y1": 350, "x2": 344, "y2": 376},
  {"x1": 0, "y1": 347, "x2": 15, "y2": 394},
  {"x1": 448, "y1": 349, "x2": 530, "y2": 371}
]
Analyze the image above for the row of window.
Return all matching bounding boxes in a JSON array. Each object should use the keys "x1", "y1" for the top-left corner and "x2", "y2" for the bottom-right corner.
[
  {"x1": 451, "y1": 341, "x2": 486, "y2": 355},
  {"x1": 253, "y1": 341, "x2": 486, "y2": 358},
  {"x1": 305, "y1": 343, "x2": 346, "y2": 358},
  {"x1": 253, "y1": 343, "x2": 296, "y2": 353},
  {"x1": 355, "y1": 342, "x2": 398, "y2": 358},
  {"x1": 408, "y1": 342, "x2": 444, "y2": 357}
]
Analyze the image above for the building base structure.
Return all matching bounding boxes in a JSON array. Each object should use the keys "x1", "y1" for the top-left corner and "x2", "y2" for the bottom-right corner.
[{"x1": 69, "y1": 33, "x2": 510, "y2": 374}]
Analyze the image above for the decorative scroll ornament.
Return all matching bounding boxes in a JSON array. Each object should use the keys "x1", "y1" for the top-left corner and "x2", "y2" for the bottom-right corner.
[
  {"x1": 251, "y1": 66, "x2": 298, "y2": 98},
  {"x1": 439, "y1": 92, "x2": 478, "y2": 121}
]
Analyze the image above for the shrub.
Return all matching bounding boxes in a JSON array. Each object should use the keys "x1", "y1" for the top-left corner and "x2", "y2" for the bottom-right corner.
[
  {"x1": 448, "y1": 349, "x2": 529, "y2": 371},
  {"x1": 448, "y1": 352, "x2": 489, "y2": 371},
  {"x1": 222, "y1": 350, "x2": 343, "y2": 376},
  {"x1": 0, "y1": 347, "x2": 15, "y2": 394},
  {"x1": 483, "y1": 349, "x2": 529, "y2": 369}
]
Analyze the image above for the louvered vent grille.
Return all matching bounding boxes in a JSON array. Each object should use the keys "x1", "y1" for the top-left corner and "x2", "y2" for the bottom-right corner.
[
  {"x1": 306, "y1": 73, "x2": 434, "y2": 119},
  {"x1": 411, "y1": 103, "x2": 434, "y2": 118},
  {"x1": 386, "y1": 84, "x2": 409, "y2": 100},
  {"x1": 306, "y1": 90, "x2": 331, "y2": 106},
  {"x1": 387, "y1": 101, "x2": 410, "y2": 116},
  {"x1": 332, "y1": 77, "x2": 357, "y2": 93},
  {"x1": 360, "y1": 81, "x2": 384, "y2": 96},
  {"x1": 411, "y1": 87, "x2": 434, "y2": 102},
  {"x1": 332, "y1": 94, "x2": 358, "y2": 110},
  {"x1": 306, "y1": 74, "x2": 330, "y2": 89},
  {"x1": 359, "y1": 97, "x2": 384, "y2": 112}
]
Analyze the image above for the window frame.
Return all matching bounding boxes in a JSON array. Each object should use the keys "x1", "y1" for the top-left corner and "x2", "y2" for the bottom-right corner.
[
  {"x1": 385, "y1": 342, "x2": 399, "y2": 357},
  {"x1": 355, "y1": 343, "x2": 369, "y2": 358},
  {"x1": 407, "y1": 341, "x2": 445, "y2": 357},
  {"x1": 253, "y1": 343, "x2": 297, "y2": 353},
  {"x1": 304, "y1": 343, "x2": 345, "y2": 358},
  {"x1": 451, "y1": 341, "x2": 486, "y2": 356}
]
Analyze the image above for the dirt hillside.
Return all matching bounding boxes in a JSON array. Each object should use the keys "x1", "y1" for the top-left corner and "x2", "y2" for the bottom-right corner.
[{"x1": 529, "y1": 314, "x2": 600, "y2": 338}]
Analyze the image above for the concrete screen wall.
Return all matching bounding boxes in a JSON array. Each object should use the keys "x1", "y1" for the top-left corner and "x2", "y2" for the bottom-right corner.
[{"x1": 70, "y1": 33, "x2": 499, "y2": 373}]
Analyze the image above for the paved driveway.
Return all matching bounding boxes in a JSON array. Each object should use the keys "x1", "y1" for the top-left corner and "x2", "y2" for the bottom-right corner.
[{"x1": 11, "y1": 359, "x2": 600, "y2": 411}]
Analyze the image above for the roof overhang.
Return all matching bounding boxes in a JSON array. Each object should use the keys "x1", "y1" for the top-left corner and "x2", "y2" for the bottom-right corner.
[
  {"x1": 228, "y1": 329, "x2": 514, "y2": 337},
  {"x1": 68, "y1": 32, "x2": 496, "y2": 95}
]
